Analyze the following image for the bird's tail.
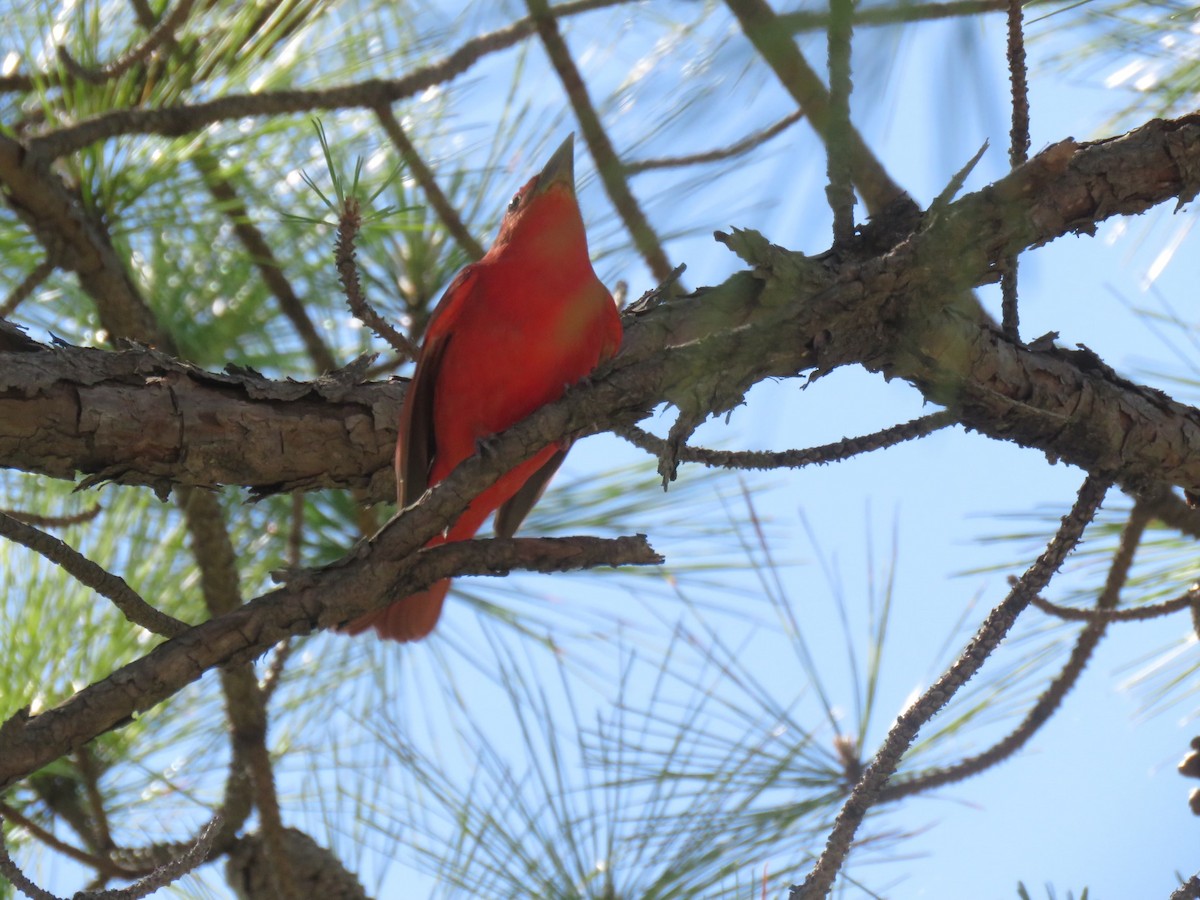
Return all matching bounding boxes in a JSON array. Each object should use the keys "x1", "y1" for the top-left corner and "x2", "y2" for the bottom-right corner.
[
  {"x1": 341, "y1": 576, "x2": 451, "y2": 642},
  {"x1": 341, "y1": 519, "x2": 479, "y2": 642}
]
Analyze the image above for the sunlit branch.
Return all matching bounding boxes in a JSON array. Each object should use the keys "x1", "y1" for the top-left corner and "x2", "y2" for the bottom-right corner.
[
  {"x1": 623, "y1": 112, "x2": 804, "y2": 174},
  {"x1": 375, "y1": 105, "x2": 486, "y2": 261},
  {"x1": 792, "y1": 472, "x2": 1111, "y2": 898},
  {"x1": 526, "y1": 0, "x2": 677, "y2": 284},
  {"x1": 0, "y1": 510, "x2": 189, "y2": 638},
  {"x1": 18, "y1": 0, "x2": 634, "y2": 159}
]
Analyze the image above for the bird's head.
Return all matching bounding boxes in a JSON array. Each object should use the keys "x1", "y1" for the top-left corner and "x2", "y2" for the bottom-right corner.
[{"x1": 490, "y1": 134, "x2": 590, "y2": 265}]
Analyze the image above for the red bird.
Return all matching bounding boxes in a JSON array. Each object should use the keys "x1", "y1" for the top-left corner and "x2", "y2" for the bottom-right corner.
[{"x1": 345, "y1": 135, "x2": 623, "y2": 641}]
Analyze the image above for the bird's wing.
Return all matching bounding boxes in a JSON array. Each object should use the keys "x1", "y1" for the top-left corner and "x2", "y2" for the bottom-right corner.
[
  {"x1": 396, "y1": 266, "x2": 480, "y2": 507},
  {"x1": 493, "y1": 444, "x2": 570, "y2": 539}
]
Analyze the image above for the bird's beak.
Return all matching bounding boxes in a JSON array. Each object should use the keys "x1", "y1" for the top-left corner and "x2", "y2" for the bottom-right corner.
[{"x1": 534, "y1": 134, "x2": 576, "y2": 195}]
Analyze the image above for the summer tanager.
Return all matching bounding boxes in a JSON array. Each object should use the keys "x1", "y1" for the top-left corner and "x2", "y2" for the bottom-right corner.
[{"x1": 344, "y1": 135, "x2": 623, "y2": 642}]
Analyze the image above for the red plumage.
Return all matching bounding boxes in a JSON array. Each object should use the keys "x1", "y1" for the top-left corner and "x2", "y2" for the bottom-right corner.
[{"x1": 344, "y1": 136, "x2": 622, "y2": 641}]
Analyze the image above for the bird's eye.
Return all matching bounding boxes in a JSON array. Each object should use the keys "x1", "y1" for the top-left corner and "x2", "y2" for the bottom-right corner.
[{"x1": 507, "y1": 193, "x2": 521, "y2": 213}]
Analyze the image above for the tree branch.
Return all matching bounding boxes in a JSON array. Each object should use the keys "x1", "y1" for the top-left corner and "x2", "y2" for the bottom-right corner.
[
  {"x1": 879, "y1": 500, "x2": 1151, "y2": 803},
  {"x1": 616, "y1": 411, "x2": 955, "y2": 472},
  {"x1": 18, "y1": 0, "x2": 632, "y2": 161},
  {"x1": 0, "y1": 510, "x2": 189, "y2": 637},
  {"x1": 792, "y1": 473, "x2": 1111, "y2": 897},
  {"x1": 0, "y1": 533, "x2": 660, "y2": 790},
  {"x1": 0, "y1": 342, "x2": 402, "y2": 499}
]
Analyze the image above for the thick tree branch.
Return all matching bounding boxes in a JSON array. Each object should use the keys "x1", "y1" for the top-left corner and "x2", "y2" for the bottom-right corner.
[
  {"x1": 0, "y1": 337, "x2": 401, "y2": 500},
  {"x1": 5, "y1": 114, "x2": 1200, "y2": 502}
]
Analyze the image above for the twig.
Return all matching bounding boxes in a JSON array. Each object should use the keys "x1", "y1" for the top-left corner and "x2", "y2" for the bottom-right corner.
[
  {"x1": 1031, "y1": 588, "x2": 1194, "y2": 623},
  {"x1": 0, "y1": 510, "x2": 189, "y2": 638},
  {"x1": 53, "y1": 0, "x2": 197, "y2": 85},
  {"x1": 1000, "y1": 0, "x2": 1030, "y2": 341},
  {"x1": 84, "y1": 813, "x2": 224, "y2": 900},
  {"x1": 1, "y1": 258, "x2": 54, "y2": 319},
  {"x1": 374, "y1": 106, "x2": 485, "y2": 260},
  {"x1": 0, "y1": 815, "x2": 61, "y2": 900},
  {"x1": 792, "y1": 472, "x2": 1110, "y2": 898},
  {"x1": 881, "y1": 501, "x2": 1150, "y2": 803},
  {"x1": 624, "y1": 112, "x2": 804, "y2": 174},
  {"x1": 0, "y1": 800, "x2": 138, "y2": 880},
  {"x1": 0, "y1": 504, "x2": 102, "y2": 528},
  {"x1": 616, "y1": 410, "x2": 955, "y2": 471},
  {"x1": 526, "y1": 0, "x2": 677, "y2": 284},
  {"x1": 1006, "y1": 0, "x2": 1031, "y2": 170},
  {"x1": 929, "y1": 141, "x2": 989, "y2": 213},
  {"x1": 826, "y1": 0, "x2": 856, "y2": 246},
  {"x1": 336, "y1": 196, "x2": 419, "y2": 359}
]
